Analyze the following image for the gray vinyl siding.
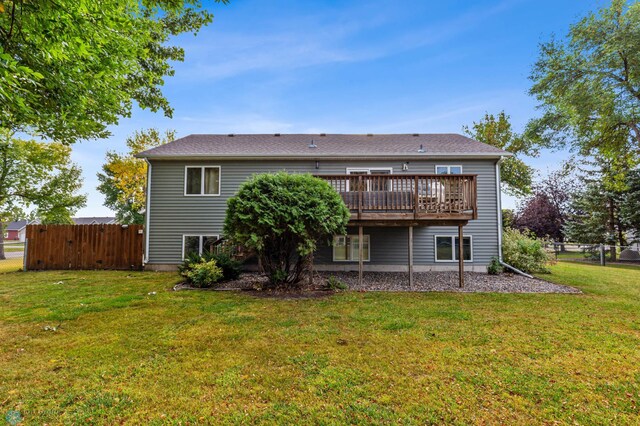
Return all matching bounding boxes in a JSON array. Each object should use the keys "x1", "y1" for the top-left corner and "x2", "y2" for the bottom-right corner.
[{"x1": 147, "y1": 159, "x2": 500, "y2": 266}]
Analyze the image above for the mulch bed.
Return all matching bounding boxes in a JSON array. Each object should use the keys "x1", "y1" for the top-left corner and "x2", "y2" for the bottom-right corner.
[{"x1": 174, "y1": 271, "x2": 581, "y2": 295}]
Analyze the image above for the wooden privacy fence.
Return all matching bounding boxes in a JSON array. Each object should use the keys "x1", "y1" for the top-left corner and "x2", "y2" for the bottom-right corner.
[{"x1": 25, "y1": 224, "x2": 144, "y2": 270}]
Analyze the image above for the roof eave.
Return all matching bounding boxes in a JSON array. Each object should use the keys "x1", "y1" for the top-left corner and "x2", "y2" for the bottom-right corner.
[{"x1": 136, "y1": 152, "x2": 513, "y2": 160}]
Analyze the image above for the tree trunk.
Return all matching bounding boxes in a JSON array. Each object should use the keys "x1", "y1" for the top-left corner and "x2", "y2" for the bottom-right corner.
[
  {"x1": 608, "y1": 197, "x2": 617, "y2": 262},
  {"x1": 0, "y1": 221, "x2": 5, "y2": 260},
  {"x1": 616, "y1": 216, "x2": 626, "y2": 247}
]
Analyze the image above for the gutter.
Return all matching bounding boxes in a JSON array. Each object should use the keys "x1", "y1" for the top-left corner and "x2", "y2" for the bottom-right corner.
[
  {"x1": 495, "y1": 156, "x2": 534, "y2": 279},
  {"x1": 135, "y1": 152, "x2": 514, "y2": 161},
  {"x1": 143, "y1": 159, "x2": 152, "y2": 265}
]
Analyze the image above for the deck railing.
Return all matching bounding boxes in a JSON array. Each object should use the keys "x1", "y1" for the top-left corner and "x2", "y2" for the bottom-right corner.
[{"x1": 318, "y1": 174, "x2": 477, "y2": 220}]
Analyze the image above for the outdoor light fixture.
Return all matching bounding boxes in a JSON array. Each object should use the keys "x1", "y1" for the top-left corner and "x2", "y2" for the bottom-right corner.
[
  {"x1": 315, "y1": 161, "x2": 320, "y2": 169},
  {"x1": 402, "y1": 162, "x2": 409, "y2": 171},
  {"x1": 418, "y1": 144, "x2": 425, "y2": 153}
]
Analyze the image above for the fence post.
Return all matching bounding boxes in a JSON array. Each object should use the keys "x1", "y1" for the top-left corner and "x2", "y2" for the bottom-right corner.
[
  {"x1": 23, "y1": 238, "x2": 28, "y2": 271},
  {"x1": 599, "y1": 243, "x2": 605, "y2": 266}
]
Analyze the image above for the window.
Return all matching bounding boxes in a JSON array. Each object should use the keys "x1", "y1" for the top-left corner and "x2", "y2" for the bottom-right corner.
[
  {"x1": 346, "y1": 168, "x2": 392, "y2": 191},
  {"x1": 182, "y1": 234, "x2": 220, "y2": 259},
  {"x1": 435, "y1": 165, "x2": 462, "y2": 175},
  {"x1": 434, "y1": 235, "x2": 472, "y2": 262},
  {"x1": 185, "y1": 166, "x2": 221, "y2": 196},
  {"x1": 333, "y1": 235, "x2": 370, "y2": 261}
]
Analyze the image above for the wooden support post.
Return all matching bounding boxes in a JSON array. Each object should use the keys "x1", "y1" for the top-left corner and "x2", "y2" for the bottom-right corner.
[
  {"x1": 358, "y1": 225, "x2": 364, "y2": 287},
  {"x1": 458, "y1": 223, "x2": 464, "y2": 288},
  {"x1": 408, "y1": 226, "x2": 414, "y2": 290}
]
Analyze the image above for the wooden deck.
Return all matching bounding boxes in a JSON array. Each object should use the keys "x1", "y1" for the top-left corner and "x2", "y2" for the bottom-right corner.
[{"x1": 318, "y1": 174, "x2": 477, "y2": 225}]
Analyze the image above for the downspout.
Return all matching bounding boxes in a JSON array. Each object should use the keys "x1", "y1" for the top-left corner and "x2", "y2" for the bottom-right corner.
[
  {"x1": 495, "y1": 156, "x2": 533, "y2": 278},
  {"x1": 144, "y1": 159, "x2": 152, "y2": 265},
  {"x1": 495, "y1": 157, "x2": 504, "y2": 262}
]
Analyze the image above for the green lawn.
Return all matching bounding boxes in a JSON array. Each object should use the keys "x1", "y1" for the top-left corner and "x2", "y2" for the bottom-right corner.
[{"x1": 1, "y1": 263, "x2": 639, "y2": 424}]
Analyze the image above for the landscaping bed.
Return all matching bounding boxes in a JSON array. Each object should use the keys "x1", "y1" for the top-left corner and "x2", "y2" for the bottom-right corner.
[
  {"x1": 323, "y1": 271, "x2": 581, "y2": 293},
  {"x1": 177, "y1": 271, "x2": 581, "y2": 294}
]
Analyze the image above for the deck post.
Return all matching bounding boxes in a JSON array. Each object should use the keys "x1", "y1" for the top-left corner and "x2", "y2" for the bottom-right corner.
[
  {"x1": 408, "y1": 226, "x2": 414, "y2": 290},
  {"x1": 458, "y1": 223, "x2": 464, "y2": 288},
  {"x1": 358, "y1": 225, "x2": 364, "y2": 287}
]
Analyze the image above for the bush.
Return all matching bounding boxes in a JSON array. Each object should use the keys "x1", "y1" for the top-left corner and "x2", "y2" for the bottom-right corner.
[
  {"x1": 487, "y1": 257, "x2": 503, "y2": 275},
  {"x1": 327, "y1": 275, "x2": 348, "y2": 291},
  {"x1": 210, "y1": 252, "x2": 242, "y2": 281},
  {"x1": 179, "y1": 251, "x2": 242, "y2": 283},
  {"x1": 182, "y1": 259, "x2": 223, "y2": 288},
  {"x1": 502, "y1": 228, "x2": 551, "y2": 274},
  {"x1": 224, "y1": 172, "x2": 350, "y2": 288}
]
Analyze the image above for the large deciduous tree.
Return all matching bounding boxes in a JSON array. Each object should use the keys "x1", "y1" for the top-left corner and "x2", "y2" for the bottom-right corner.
[
  {"x1": 97, "y1": 129, "x2": 175, "y2": 224},
  {"x1": 463, "y1": 112, "x2": 535, "y2": 197},
  {"x1": 224, "y1": 173, "x2": 350, "y2": 288},
  {"x1": 527, "y1": 0, "x2": 640, "y2": 160},
  {"x1": 514, "y1": 169, "x2": 576, "y2": 242},
  {"x1": 0, "y1": 130, "x2": 86, "y2": 259},
  {"x1": 0, "y1": 0, "x2": 227, "y2": 143}
]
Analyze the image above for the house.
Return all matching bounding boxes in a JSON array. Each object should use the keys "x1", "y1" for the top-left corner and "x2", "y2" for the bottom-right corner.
[
  {"x1": 4, "y1": 220, "x2": 30, "y2": 242},
  {"x1": 72, "y1": 217, "x2": 117, "y2": 225},
  {"x1": 137, "y1": 134, "x2": 511, "y2": 283}
]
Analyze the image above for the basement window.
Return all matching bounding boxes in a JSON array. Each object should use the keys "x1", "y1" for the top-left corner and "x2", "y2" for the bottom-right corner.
[
  {"x1": 435, "y1": 235, "x2": 473, "y2": 262},
  {"x1": 333, "y1": 235, "x2": 370, "y2": 262},
  {"x1": 183, "y1": 235, "x2": 220, "y2": 259}
]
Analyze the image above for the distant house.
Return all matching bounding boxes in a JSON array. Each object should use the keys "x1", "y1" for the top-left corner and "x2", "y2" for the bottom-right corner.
[
  {"x1": 72, "y1": 217, "x2": 117, "y2": 225},
  {"x1": 5, "y1": 220, "x2": 31, "y2": 242}
]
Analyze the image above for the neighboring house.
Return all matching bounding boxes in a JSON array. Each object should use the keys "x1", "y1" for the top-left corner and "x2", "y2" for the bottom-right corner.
[
  {"x1": 5, "y1": 220, "x2": 30, "y2": 242},
  {"x1": 72, "y1": 217, "x2": 117, "y2": 225},
  {"x1": 137, "y1": 134, "x2": 511, "y2": 276}
]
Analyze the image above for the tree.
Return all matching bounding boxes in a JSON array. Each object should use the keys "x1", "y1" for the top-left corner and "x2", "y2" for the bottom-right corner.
[
  {"x1": 0, "y1": 130, "x2": 86, "y2": 259},
  {"x1": 502, "y1": 209, "x2": 515, "y2": 230},
  {"x1": 513, "y1": 169, "x2": 576, "y2": 242},
  {"x1": 97, "y1": 129, "x2": 175, "y2": 224},
  {"x1": 224, "y1": 172, "x2": 350, "y2": 288},
  {"x1": 620, "y1": 169, "x2": 640, "y2": 236},
  {"x1": 463, "y1": 111, "x2": 535, "y2": 197},
  {"x1": 563, "y1": 156, "x2": 637, "y2": 260},
  {"x1": 527, "y1": 0, "x2": 640, "y2": 160},
  {"x1": 0, "y1": 0, "x2": 227, "y2": 143},
  {"x1": 564, "y1": 183, "x2": 623, "y2": 259}
]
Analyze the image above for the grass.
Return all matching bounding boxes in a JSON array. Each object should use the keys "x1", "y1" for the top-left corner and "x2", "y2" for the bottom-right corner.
[
  {"x1": 0, "y1": 258, "x2": 23, "y2": 273},
  {"x1": 0, "y1": 263, "x2": 639, "y2": 424}
]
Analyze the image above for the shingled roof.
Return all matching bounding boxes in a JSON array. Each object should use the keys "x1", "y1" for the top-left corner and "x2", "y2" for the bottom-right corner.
[{"x1": 136, "y1": 134, "x2": 511, "y2": 159}]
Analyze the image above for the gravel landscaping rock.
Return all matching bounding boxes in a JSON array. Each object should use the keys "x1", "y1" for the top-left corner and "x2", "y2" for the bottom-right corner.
[
  {"x1": 177, "y1": 271, "x2": 581, "y2": 294},
  {"x1": 320, "y1": 271, "x2": 581, "y2": 293}
]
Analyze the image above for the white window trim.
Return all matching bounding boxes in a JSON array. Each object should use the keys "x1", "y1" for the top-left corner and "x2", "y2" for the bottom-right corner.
[
  {"x1": 435, "y1": 165, "x2": 463, "y2": 174},
  {"x1": 184, "y1": 166, "x2": 222, "y2": 197},
  {"x1": 332, "y1": 234, "x2": 371, "y2": 262},
  {"x1": 434, "y1": 234, "x2": 473, "y2": 263},
  {"x1": 181, "y1": 234, "x2": 220, "y2": 259}
]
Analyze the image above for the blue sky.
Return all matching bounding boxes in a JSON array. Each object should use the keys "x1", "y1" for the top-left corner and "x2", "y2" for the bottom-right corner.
[{"x1": 74, "y1": 0, "x2": 608, "y2": 216}]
